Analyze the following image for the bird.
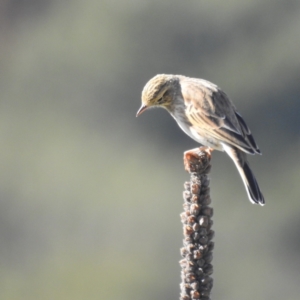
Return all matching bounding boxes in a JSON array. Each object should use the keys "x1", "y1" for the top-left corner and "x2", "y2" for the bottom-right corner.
[{"x1": 136, "y1": 74, "x2": 264, "y2": 205}]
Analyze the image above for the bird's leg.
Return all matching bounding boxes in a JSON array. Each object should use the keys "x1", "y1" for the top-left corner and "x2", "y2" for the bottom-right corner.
[{"x1": 183, "y1": 147, "x2": 214, "y2": 173}]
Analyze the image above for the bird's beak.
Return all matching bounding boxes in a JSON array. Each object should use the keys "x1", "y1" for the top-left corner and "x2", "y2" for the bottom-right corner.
[{"x1": 136, "y1": 104, "x2": 148, "y2": 117}]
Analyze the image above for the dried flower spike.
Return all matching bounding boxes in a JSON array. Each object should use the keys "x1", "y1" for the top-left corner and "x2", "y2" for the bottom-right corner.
[{"x1": 180, "y1": 148, "x2": 214, "y2": 300}]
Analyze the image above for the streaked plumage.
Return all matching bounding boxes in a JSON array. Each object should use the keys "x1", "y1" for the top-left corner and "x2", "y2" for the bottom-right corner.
[{"x1": 137, "y1": 74, "x2": 264, "y2": 205}]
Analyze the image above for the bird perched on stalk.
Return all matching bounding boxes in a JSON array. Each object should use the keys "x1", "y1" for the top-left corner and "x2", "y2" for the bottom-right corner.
[{"x1": 136, "y1": 74, "x2": 264, "y2": 205}]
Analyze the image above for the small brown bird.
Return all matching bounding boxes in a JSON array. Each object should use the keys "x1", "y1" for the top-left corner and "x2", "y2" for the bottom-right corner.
[{"x1": 136, "y1": 74, "x2": 264, "y2": 205}]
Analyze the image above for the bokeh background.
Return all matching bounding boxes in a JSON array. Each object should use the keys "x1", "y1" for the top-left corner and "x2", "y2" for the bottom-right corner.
[{"x1": 1, "y1": 1, "x2": 300, "y2": 299}]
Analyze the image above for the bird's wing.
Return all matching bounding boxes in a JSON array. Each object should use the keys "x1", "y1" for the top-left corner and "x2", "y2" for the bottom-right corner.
[{"x1": 180, "y1": 79, "x2": 260, "y2": 154}]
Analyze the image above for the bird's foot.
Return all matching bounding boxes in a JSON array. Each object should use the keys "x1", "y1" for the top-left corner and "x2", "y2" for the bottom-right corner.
[{"x1": 183, "y1": 147, "x2": 213, "y2": 173}]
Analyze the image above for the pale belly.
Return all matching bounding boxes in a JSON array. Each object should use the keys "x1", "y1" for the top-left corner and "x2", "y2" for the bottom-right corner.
[{"x1": 173, "y1": 114, "x2": 224, "y2": 151}]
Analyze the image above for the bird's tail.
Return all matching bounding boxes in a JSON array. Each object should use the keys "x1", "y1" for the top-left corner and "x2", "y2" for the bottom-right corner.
[
  {"x1": 223, "y1": 145, "x2": 265, "y2": 205},
  {"x1": 240, "y1": 160, "x2": 265, "y2": 205}
]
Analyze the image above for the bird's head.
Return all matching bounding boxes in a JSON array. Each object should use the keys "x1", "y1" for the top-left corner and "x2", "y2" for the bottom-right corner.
[{"x1": 136, "y1": 74, "x2": 177, "y2": 117}]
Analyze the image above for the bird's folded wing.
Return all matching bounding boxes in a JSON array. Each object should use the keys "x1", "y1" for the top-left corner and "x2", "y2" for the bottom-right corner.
[{"x1": 181, "y1": 81, "x2": 258, "y2": 154}]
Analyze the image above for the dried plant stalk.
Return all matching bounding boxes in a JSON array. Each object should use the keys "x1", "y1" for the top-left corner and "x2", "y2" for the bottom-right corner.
[{"x1": 180, "y1": 147, "x2": 214, "y2": 300}]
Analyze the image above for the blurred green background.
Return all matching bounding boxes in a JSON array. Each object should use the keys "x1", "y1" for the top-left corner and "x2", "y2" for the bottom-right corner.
[{"x1": 0, "y1": 0, "x2": 300, "y2": 299}]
